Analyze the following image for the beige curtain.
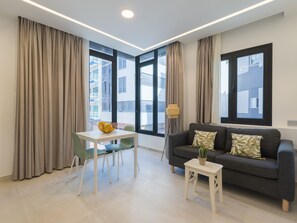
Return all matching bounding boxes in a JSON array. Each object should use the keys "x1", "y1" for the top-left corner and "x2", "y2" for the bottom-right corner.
[
  {"x1": 165, "y1": 41, "x2": 184, "y2": 158},
  {"x1": 211, "y1": 34, "x2": 221, "y2": 123},
  {"x1": 13, "y1": 17, "x2": 86, "y2": 180},
  {"x1": 196, "y1": 36, "x2": 214, "y2": 123}
]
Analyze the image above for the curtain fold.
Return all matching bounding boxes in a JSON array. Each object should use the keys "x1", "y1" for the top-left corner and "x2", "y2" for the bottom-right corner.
[
  {"x1": 196, "y1": 36, "x2": 214, "y2": 123},
  {"x1": 165, "y1": 41, "x2": 184, "y2": 158},
  {"x1": 13, "y1": 17, "x2": 86, "y2": 180}
]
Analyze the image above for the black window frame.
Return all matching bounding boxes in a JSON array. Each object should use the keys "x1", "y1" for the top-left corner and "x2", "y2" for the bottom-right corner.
[
  {"x1": 221, "y1": 43, "x2": 272, "y2": 126},
  {"x1": 136, "y1": 47, "x2": 166, "y2": 137}
]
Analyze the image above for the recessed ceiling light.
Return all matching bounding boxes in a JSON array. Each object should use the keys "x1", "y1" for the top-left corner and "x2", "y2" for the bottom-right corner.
[{"x1": 121, "y1": 10, "x2": 134, "y2": 19}]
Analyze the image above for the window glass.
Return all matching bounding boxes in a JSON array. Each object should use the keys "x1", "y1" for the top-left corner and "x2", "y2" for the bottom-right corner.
[
  {"x1": 157, "y1": 48, "x2": 166, "y2": 134},
  {"x1": 90, "y1": 42, "x2": 113, "y2": 56},
  {"x1": 118, "y1": 77, "x2": 126, "y2": 93},
  {"x1": 117, "y1": 53, "x2": 135, "y2": 129},
  {"x1": 220, "y1": 60, "x2": 229, "y2": 118},
  {"x1": 89, "y1": 56, "x2": 112, "y2": 131},
  {"x1": 140, "y1": 65, "x2": 154, "y2": 131},
  {"x1": 118, "y1": 57, "x2": 127, "y2": 70},
  {"x1": 237, "y1": 53, "x2": 264, "y2": 119},
  {"x1": 139, "y1": 51, "x2": 154, "y2": 63}
]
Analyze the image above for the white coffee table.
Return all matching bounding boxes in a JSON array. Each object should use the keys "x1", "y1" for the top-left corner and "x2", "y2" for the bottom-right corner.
[{"x1": 184, "y1": 159, "x2": 223, "y2": 213}]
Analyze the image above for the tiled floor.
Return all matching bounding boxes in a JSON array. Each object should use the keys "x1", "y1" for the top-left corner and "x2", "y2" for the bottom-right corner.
[{"x1": 0, "y1": 148, "x2": 296, "y2": 223}]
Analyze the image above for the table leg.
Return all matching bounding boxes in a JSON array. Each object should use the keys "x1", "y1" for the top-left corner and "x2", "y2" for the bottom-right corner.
[
  {"x1": 75, "y1": 156, "x2": 79, "y2": 174},
  {"x1": 112, "y1": 150, "x2": 115, "y2": 166},
  {"x1": 194, "y1": 173, "x2": 198, "y2": 193},
  {"x1": 94, "y1": 143, "x2": 98, "y2": 194},
  {"x1": 134, "y1": 134, "x2": 138, "y2": 177},
  {"x1": 209, "y1": 175, "x2": 216, "y2": 213},
  {"x1": 112, "y1": 140, "x2": 115, "y2": 166},
  {"x1": 184, "y1": 167, "x2": 190, "y2": 200},
  {"x1": 218, "y1": 170, "x2": 223, "y2": 203}
]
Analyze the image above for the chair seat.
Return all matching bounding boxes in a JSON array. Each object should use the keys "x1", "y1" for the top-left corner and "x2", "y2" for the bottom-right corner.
[
  {"x1": 105, "y1": 144, "x2": 132, "y2": 152},
  {"x1": 84, "y1": 148, "x2": 107, "y2": 159},
  {"x1": 215, "y1": 154, "x2": 278, "y2": 179}
]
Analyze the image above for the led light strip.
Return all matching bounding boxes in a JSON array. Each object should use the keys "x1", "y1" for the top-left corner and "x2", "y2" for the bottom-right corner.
[
  {"x1": 21, "y1": 0, "x2": 143, "y2": 51},
  {"x1": 22, "y1": 0, "x2": 274, "y2": 52}
]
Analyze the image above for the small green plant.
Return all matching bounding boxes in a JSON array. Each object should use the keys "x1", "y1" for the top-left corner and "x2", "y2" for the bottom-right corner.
[{"x1": 199, "y1": 146, "x2": 208, "y2": 158}]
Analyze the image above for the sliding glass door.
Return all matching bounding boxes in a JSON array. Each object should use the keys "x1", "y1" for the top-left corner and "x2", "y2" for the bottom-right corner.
[{"x1": 136, "y1": 47, "x2": 166, "y2": 136}]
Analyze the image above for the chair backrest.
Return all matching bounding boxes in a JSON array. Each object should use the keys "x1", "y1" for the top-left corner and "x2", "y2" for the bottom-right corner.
[
  {"x1": 72, "y1": 133, "x2": 87, "y2": 158},
  {"x1": 121, "y1": 125, "x2": 134, "y2": 148}
]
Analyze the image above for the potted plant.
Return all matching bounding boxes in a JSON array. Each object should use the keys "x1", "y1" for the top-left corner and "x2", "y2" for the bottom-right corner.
[{"x1": 198, "y1": 146, "x2": 208, "y2": 165}]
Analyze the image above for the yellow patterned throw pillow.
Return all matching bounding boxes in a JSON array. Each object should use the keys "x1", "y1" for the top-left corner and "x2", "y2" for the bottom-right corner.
[
  {"x1": 230, "y1": 133, "x2": 263, "y2": 159},
  {"x1": 192, "y1": 130, "x2": 217, "y2": 151}
]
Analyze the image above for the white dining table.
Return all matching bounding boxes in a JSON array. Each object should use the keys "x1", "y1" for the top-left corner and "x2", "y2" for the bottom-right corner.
[{"x1": 76, "y1": 129, "x2": 138, "y2": 194}]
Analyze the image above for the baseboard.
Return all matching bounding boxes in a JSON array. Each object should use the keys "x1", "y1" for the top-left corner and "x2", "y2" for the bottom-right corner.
[{"x1": 0, "y1": 175, "x2": 12, "y2": 182}]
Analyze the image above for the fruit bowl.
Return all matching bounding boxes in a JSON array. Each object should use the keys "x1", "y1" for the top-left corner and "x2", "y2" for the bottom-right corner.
[{"x1": 98, "y1": 121, "x2": 117, "y2": 133}]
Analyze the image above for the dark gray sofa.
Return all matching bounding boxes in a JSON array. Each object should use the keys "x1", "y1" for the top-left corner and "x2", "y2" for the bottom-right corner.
[{"x1": 169, "y1": 123, "x2": 296, "y2": 211}]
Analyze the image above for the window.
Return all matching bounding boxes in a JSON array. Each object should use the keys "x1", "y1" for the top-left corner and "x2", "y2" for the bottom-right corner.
[
  {"x1": 220, "y1": 43, "x2": 272, "y2": 126},
  {"x1": 118, "y1": 57, "x2": 127, "y2": 70},
  {"x1": 118, "y1": 77, "x2": 126, "y2": 93},
  {"x1": 117, "y1": 52, "x2": 135, "y2": 129},
  {"x1": 136, "y1": 47, "x2": 166, "y2": 136},
  {"x1": 89, "y1": 54, "x2": 113, "y2": 128},
  {"x1": 90, "y1": 42, "x2": 113, "y2": 56},
  {"x1": 89, "y1": 44, "x2": 136, "y2": 131},
  {"x1": 157, "y1": 48, "x2": 166, "y2": 134}
]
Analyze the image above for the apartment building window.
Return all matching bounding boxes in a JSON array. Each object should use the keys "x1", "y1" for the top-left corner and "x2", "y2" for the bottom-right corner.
[
  {"x1": 117, "y1": 52, "x2": 135, "y2": 129},
  {"x1": 136, "y1": 47, "x2": 166, "y2": 136},
  {"x1": 118, "y1": 77, "x2": 126, "y2": 93},
  {"x1": 118, "y1": 57, "x2": 127, "y2": 70},
  {"x1": 220, "y1": 43, "x2": 272, "y2": 126}
]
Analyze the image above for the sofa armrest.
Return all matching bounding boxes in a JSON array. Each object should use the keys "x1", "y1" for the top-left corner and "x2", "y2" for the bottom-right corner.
[
  {"x1": 168, "y1": 131, "x2": 189, "y2": 161},
  {"x1": 277, "y1": 140, "x2": 296, "y2": 201}
]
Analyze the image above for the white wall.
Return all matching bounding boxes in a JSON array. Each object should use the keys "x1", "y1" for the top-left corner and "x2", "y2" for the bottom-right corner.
[{"x1": 0, "y1": 13, "x2": 18, "y2": 177}]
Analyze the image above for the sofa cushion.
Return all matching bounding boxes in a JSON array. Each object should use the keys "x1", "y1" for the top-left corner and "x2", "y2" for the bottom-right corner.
[
  {"x1": 192, "y1": 130, "x2": 217, "y2": 150},
  {"x1": 230, "y1": 133, "x2": 263, "y2": 159},
  {"x1": 225, "y1": 128, "x2": 281, "y2": 159},
  {"x1": 215, "y1": 154, "x2": 278, "y2": 179},
  {"x1": 188, "y1": 123, "x2": 226, "y2": 151},
  {"x1": 174, "y1": 145, "x2": 225, "y2": 162}
]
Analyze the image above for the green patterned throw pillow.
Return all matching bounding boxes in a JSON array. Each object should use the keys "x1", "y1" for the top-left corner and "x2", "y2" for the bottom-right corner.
[
  {"x1": 192, "y1": 130, "x2": 217, "y2": 151},
  {"x1": 230, "y1": 133, "x2": 264, "y2": 159}
]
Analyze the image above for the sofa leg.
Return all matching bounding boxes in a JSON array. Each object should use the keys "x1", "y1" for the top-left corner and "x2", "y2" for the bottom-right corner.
[
  {"x1": 170, "y1": 165, "x2": 175, "y2": 173},
  {"x1": 282, "y1": 199, "x2": 289, "y2": 212}
]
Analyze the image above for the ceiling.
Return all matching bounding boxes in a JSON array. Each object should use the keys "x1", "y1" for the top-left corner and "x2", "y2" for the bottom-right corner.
[{"x1": 1, "y1": 0, "x2": 297, "y2": 56}]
